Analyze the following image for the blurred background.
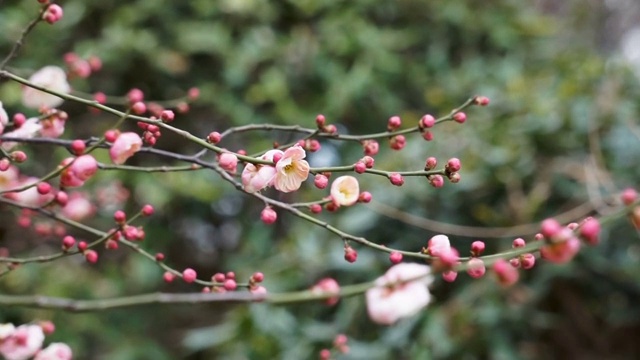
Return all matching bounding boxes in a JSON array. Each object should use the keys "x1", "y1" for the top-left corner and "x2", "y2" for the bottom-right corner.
[{"x1": 1, "y1": 0, "x2": 640, "y2": 358}]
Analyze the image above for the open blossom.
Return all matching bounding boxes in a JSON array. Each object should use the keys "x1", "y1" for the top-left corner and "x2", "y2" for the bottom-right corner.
[
  {"x1": 109, "y1": 132, "x2": 142, "y2": 165},
  {"x1": 0, "y1": 101, "x2": 8, "y2": 134},
  {"x1": 330, "y1": 176, "x2": 360, "y2": 206},
  {"x1": 61, "y1": 192, "x2": 95, "y2": 221},
  {"x1": 34, "y1": 343, "x2": 73, "y2": 360},
  {"x1": 0, "y1": 324, "x2": 45, "y2": 360},
  {"x1": 1, "y1": 118, "x2": 42, "y2": 151},
  {"x1": 366, "y1": 263, "x2": 433, "y2": 325},
  {"x1": 39, "y1": 117, "x2": 66, "y2": 139},
  {"x1": 241, "y1": 149, "x2": 282, "y2": 193},
  {"x1": 22, "y1": 66, "x2": 71, "y2": 109},
  {"x1": 273, "y1": 145, "x2": 310, "y2": 193}
]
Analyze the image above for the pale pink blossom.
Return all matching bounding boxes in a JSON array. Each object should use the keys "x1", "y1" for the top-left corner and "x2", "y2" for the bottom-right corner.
[
  {"x1": 330, "y1": 176, "x2": 360, "y2": 206},
  {"x1": 109, "y1": 132, "x2": 142, "y2": 165},
  {"x1": 1, "y1": 118, "x2": 42, "y2": 151},
  {"x1": 0, "y1": 101, "x2": 8, "y2": 135},
  {"x1": 427, "y1": 234, "x2": 450, "y2": 257},
  {"x1": 0, "y1": 324, "x2": 15, "y2": 340},
  {"x1": 61, "y1": 192, "x2": 95, "y2": 221},
  {"x1": 0, "y1": 166, "x2": 19, "y2": 190},
  {"x1": 0, "y1": 324, "x2": 45, "y2": 360},
  {"x1": 22, "y1": 66, "x2": 71, "y2": 109},
  {"x1": 39, "y1": 117, "x2": 66, "y2": 138},
  {"x1": 218, "y1": 152, "x2": 238, "y2": 173},
  {"x1": 273, "y1": 145, "x2": 310, "y2": 192},
  {"x1": 7, "y1": 177, "x2": 53, "y2": 207},
  {"x1": 366, "y1": 263, "x2": 433, "y2": 325},
  {"x1": 34, "y1": 343, "x2": 73, "y2": 360},
  {"x1": 241, "y1": 150, "x2": 282, "y2": 193},
  {"x1": 59, "y1": 155, "x2": 98, "y2": 188}
]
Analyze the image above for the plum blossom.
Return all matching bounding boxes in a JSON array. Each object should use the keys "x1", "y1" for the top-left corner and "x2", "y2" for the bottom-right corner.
[
  {"x1": 59, "y1": 155, "x2": 98, "y2": 188},
  {"x1": 0, "y1": 101, "x2": 8, "y2": 135},
  {"x1": 366, "y1": 263, "x2": 433, "y2": 325},
  {"x1": 1, "y1": 118, "x2": 42, "y2": 151},
  {"x1": 241, "y1": 149, "x2": 282, "y2": 193},
  {"x1": 34, "y1": 343, "x2": 73, "y2": 360},
  {"x1": 0, "y1": 324, "x2": 45, "y2": 360},
  {"x1": 273, "y1": 145, "x2": 310, "y2": 192},
  {"x1": 109, "y1": 132, "x2": 142, "y2": 165},
  {"x1": 22, "y1": 66, "x2": 71, "y2": 109},
  {"x1": 39, "y1": 117, "x2": 66, "y2": 139},
  {"x1": 5, "y1": 177, "x2": 53, "y2": 207},
  {"x1": 61, "y1": 192, "x2": 95, "y2": 221},
  {"x1": 330, "y1": 176, "x2": 360, "y2": 206}
]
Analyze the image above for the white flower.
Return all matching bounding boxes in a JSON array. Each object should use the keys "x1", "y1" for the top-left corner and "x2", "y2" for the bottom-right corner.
[
  {"x1": 330, "y1": 175, "x2": 360, "y2": 206},
  {"x1": 365, "y1": 263, "x2": 433, "y2": 325},
  {"x1": 0, "y1": 101, "x2": 8, "y2": 134},
  {"x1": 22, "y1": 66, "x2": 71, "y2": 109},
  {"x1": 1, "y1": 118, "x2": 42, "y2": 151}
]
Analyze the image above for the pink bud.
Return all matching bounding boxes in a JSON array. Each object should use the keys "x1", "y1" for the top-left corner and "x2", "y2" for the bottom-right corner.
[
  {"x1": 420, "y1": 114, "x2": 435, "y2": 128},
  {"x1": 520, "y1": 253, "x2": 536, "y2": 269},
  {"x1": 187, "y1": 87, "x2": 200, "y2": 100},
  {"x1": 314, "y1": 174, "x2": 329, "y2": 189},
  {"x1": 261, "y1": 207, "x2": 277, "y2": 224},
  {"x1": 512, "y1": 238, "x2": 526, "y2": 248},
  {"x1": 224, "y1": 279, "x2": 237, "y2": 291},
  {"x1": 354, "y1": 161, "x2": 366, "y2": 173},
  {"x1": 425, "y1": 157, "x2": 437, "y2": 170},
  {"x1": 389, "y1": 173, "x2": 404, "y2": 186},
  {"x1": 362, "y1": 140, "x2": 379, "y2": 156},
  {"x1": 358, "y1": 191, "x2": 372, "y2": 203},
  {"x1": 142, "y1": 204, "x2": 154, "y2": 216},
  {"x1": 114, "y1": 210, "x2": 126, "y2": 223},
  {"x1": 442, "y1": 270, "x2": 458, "y2": 282},
  {"x1": 218, "y1": 152, "x2": 238, "y2": 173},
  {"x1": 77, "y1": 241, "x2": 88, "y2": 252},
  {"x1": 160, "y1": 110, "x2": 175, "y2": 122},
  {"x1": 163, "y1": 271, "x2": 175, "y2": 283},
  {"x1": 493, "y1": 259, "x2": 519, "y2": 286},
  {"x1": 207, "y1": 131, "x2": 222, "y2": 144},
  {"x1": 389, "y1": 135, "x2": 406, "y2": 150},
  {"x1": 36, "y1": 182, "x2": 51, "y2": 195},
  {"x1": 362, "y1": 156, "x2": 374, "y2": 168},
  {"x1": 422, "y1": 130, "x2": 434, "y2": 141},
  {"x1": 471, "y1": 240, "x2": 485, "y2": 256},
  {"x1": 389, "y1": 251, "x2": 403, "y2": 264},
  {"x1": 62, "y1": 235, "x2": 75, "y2": 250},
  {"x1": 429, "y1": 174, "x2": 444, "y2": 188},
  {"x1": 155, "y1": 252, "x2": 165, "y2": 261},
  {"x1": 182, "y1": 268, "x2": 197, "y2": 283},
  {"x1": 387, "y1": 115, "x2": 401, "y2": 130},
  {"x1": 474, "y1": 96, "x2": 490, "y2": 106},
  {"x1": 127, "y1": 88, "x2": 144, "y2": 103},
  {"x1": 453, "y1": 112, "x2": 467, "y2": 123},
  {"x1": 109, "y1": 132, "x2": 143, "y2": 165},
  {"x1": 344, "y1": 246, "x2": 358, "y2": 263},
  {"x1": 466, "y1": 258, "x2": 486, "y2": 278},
  {"x1": 70, "y1": 139, "x2": 86, "y2": 155},
  {"x1": 310, "y1": 204, "x2": 322, "y2": 213},
  {"x1": 252, "y1": 272, "x2": 264, "y2": 283},
  {"x1": 311, "y1": 278, "x2": 340, "y2": 306},
  {"x1": 446, "y1": 158, "x2": 461, "y2": 172},
  {"x1": 540, "y1": 218, "x2": 562, "y2": 239},
  {"x1": 621, "y1": 188, "x2": 637, "y2": 206},
  {"x1": 131, "y1": 101, "x2": 146, "y2": 115},
  {"x1": 315, "y1": 114, "x2": 326, "y2": 128},
  {"x1": 579, "y1": 218, "x2": 600, "y2": 245},
  {"x1": 85, "y1": 250, "x2": 98, "y2": 263}
]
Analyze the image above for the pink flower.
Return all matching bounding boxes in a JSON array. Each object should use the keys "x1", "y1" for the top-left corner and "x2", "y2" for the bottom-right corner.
[
  {"x1": 273, "y1": 146, "x2": 310, "y2": 192},
  {"x1": 109, "y1": 132, "x2": 142, "y2": 165},
  {"x1": 1, "y1": 118, "x2": 42, "y2": 151},
  {"x1": 218, "y1": 152, "x2": 238, "y2": 173},
  {"x1": 0, "y1": 101, "x2": 8, "y2": 135},
  {"x1": 22, "y1": 66, "x2": 71, "y2": 109},
  {"x1": 7, "y1": 177, "x2": 53, "y2": 207},
  {"x1": 241, "y1": 150, "x2": 282, "y2": 193},
  {"x1": 61, "y1": 192, "x2": 95, "y2": 221},
  {"x1": 0, "y1": 324, "x2": 45, "y2": 360},
  {"x1": 366, "y1": 263, "x2": 433, "y2": 325},
  {"x1": 34, "y1": 343, "x2": 73, "y2": 360},
  {"x1": 39, "y1": 117, "x2": 66, "y2": 139},
  {"x1": 0, "y1": 166, "x2": 19, "y2": 190},
  {"x1": 59, "y1": 155, "x2": 98, "y2": 188},
  {"x1": 311, "y1": 278, "x2": 341, "y2": 306},
  {"x1": 330, "y1": 176, "x2": 360, "y2": 206}
]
